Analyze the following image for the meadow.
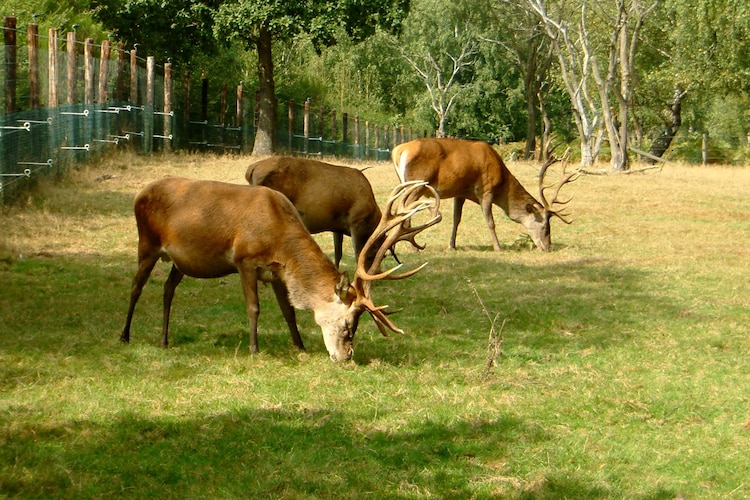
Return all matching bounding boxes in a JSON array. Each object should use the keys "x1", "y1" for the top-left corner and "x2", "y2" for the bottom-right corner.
[{"x1": 1, "y1": 152, "x2": 748, "y2": 498}]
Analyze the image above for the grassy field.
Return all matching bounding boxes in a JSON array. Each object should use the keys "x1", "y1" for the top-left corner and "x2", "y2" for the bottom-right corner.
[{"x1": 1, "y1": 151, "x2": 749, "y2": 498}]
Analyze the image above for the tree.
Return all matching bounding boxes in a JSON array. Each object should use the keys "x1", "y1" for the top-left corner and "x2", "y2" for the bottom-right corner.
[
  {"x1": 397, "y1": 0, "x2": 482, "y2": 138},
  {"x1": 523, "y1": 0, "x2": 658, "y2": 170},
  {"x1": 213, "y1": 0, "x2": 409, "y2": 155},
  {"x1": 482, "y1": 3, "x2": 554, "y2": 159}
]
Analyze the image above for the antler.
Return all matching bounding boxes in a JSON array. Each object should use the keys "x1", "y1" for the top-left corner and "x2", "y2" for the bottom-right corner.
[
  {"x1": 538, "y1": 151, "x2": 579, "y2": 224},
  {"x1": 353, "y1": 181, "x2": 442, "y2": 335}
]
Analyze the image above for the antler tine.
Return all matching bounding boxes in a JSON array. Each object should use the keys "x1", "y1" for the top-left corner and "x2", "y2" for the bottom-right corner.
[
  {"x1": 538, "y1": 156, "x2": 560, "y2": 208},
  {"x1": 353, "y1": 181, "x2": 442, "y2": 336},
  {"x1": 539, "y1": 149, "x2": 579, "y2": 211},
  {"x1": 357, "y1": 181, "x2": 441, "y2": 280}
]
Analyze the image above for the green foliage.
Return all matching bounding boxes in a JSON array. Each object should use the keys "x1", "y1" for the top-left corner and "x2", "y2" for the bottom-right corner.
[
  {"x1": 4, "y1": 0, "x2": 107, "y2": 41},
  {"x1": 91, "y1": 0, "x2": 221, "y2": 66}
]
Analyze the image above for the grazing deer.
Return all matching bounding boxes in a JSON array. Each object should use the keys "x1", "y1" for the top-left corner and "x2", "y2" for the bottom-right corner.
[
  {"x1": 120, "y1": 178, "x2": 440, "y2": 362},
  {"x1": 246, "y1": 156, "x2": 383, "y2": 268},
  {"x1": 392, "y1": 138, "x2": 576, "y2": 251}
]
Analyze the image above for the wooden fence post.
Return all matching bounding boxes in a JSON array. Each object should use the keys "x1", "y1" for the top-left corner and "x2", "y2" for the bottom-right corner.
[
  {"x1": 365, "y1": 120, "x2": 370, "y2": 159},
  {"x1": 288, "y1": 99, "x2": 294, "y2": 150},
  {"x1": 98, "y1": 39, "x2": 110, "y2": 104},
  {"x1": 48, "y1": 28, "x2": 59, "y2": 108},
  {"x1": 164, "y1": 61, "x2": 172, "y2": 152},
  {"x1": 318, "y1": 106, "x2": 324, "y2": 139},
  {"x1": 144, "y1": 55, "x2": 154, "y2": 153},
  {"x1": 66, "y1": 31, "x2": 77, "y2": 105},
  {"x1": 129, "y1": 48, "x2": 137, "y2": 103},
  {"x1": 303, "y1": 98, "x2": 310, "y2": 154},
  {"x1": 4, "y1": 17, "x2": 17, "y2": 114},
  {"x1": 702, "y1": 134, "x2": 708, "y2": 166},
  {"x1": 237, "y1": 83, "x2": 244, "y2": 127},
  {"x1": 28, "y1": 23, "x2": 39, "y2": 109},
  {"x1": 331, "y1": 109, "x2": 337, "y2": 143},
  {"x1": 84, "y1": 38, "x2": 94, "y2": 105},
  {"x1": 342, "y1": 112, "x2": 348, "y2": 145}
]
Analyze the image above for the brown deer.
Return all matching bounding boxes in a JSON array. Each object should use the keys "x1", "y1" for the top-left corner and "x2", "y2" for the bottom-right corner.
[
  {"x1": 246, "y1": 156, "x2": 382, "y2": 268},
  {"x1": 120, "y1": 178, "x2": 440, "y2": 362},
  {"x1": 392, "y1": 138, "x2": 576, "y2": 251}
]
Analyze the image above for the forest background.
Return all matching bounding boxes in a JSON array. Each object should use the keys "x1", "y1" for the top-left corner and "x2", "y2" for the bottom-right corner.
[{"x1": 3, "y1": 0, "x2": 750, "y2": 167}]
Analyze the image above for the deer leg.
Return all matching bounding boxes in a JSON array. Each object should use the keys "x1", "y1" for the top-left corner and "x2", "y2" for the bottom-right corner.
[
  {"x1": 160, "y1": 264, "x2": 184, "y2": 348},
  {"x1": 121, "y1": 253, "x2": 160, "y2": 343},
  {"x1": 271, "y1": 281, "x2": 305, "y2": 351},
  {"x1": 333, "y1": 232, "x2": 344, "y2": 268},
  {"x1": 237, "y1": 266, "x2": 261, "y2": 354},
  {"x1": 480, "y1": 194, "x2": 502, "y2": 251},
  {"x1": 450, "y1": 198, "x2": 466, "y2": 249}
]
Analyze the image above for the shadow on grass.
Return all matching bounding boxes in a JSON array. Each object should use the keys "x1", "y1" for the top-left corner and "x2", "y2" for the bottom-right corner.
[{"x1": 0, "y1": 406, "x2": 633, "y2": 499}]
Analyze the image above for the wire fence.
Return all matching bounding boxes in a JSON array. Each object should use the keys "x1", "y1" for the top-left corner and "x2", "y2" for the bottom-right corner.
[{"x1": 1, "y1": 18, "x2": 425, "y2": 204}]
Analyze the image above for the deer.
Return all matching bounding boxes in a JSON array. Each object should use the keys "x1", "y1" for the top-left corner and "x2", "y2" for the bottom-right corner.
[
  {"x1": 120, "y1": 177, "x2": 441, "y2": 362},
  {"x1": 392, "y1": 137, "x2": 577, "y2": 252},
  {"x1": 245, "y1": 156, "x2": 384, "y2": 269}
]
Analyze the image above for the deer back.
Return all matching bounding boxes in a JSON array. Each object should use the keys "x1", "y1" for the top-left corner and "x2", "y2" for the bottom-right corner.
[
  {"x1": 134, "y1": 177, "x2": 339, "y2": 286},
  {"x1": 393, "y1": 138, "x2": 542, "y2": 218},
  {"x1": 246, "y1": 156, "x2": 381, "y2": 236}
]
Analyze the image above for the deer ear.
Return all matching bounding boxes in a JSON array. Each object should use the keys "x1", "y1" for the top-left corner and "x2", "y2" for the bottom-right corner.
[{"x1": 335, "y1": 272, "x2": 352, "y2": 302}]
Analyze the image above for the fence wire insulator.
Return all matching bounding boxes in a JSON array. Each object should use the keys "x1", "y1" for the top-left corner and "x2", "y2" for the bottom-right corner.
[
  {"x1": 18, "y1": 160, "x2": 53, "y2": 168},
  {"x1": 94, "y1": 138, "x2": 119, "y2": 144},
  {"x1": 154, "y1": 111, "x2": 174, "y2": 117},
  {"x1": 20, "y1": 118, "x2": 52, "y2": 125},
  {"x1": 96, "y1": 109, "x2": 121, "y2": 114},
  {"x1": 1, "y1": 122, "x2": 31, "y2": 131},
  {"x1": 0, "y1": 169, "x2": 32, "y2": 178},
  {"x1": 112, "y1": 134, "x2": 131, "y2": 141},
  {"x1": 125, "y1": 131, "x2": 144, "y2": 137},
  {"x1": 60, "y1": 109, "x2": 90, "y2": 117},
  {"x1": 153, "y1": 134, "x2": 173, "y2": 140},
  {"x1": 61, "y1": 144, "x2": 91, "y2": 151}
]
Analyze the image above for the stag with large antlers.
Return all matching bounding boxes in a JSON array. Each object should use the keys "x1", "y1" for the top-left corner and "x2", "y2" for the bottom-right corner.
[
  {"x1": 245, "y1": 156, "x2": 383, "y2": 268},
  {"x1": 392, "y1": 138, "x2": 576, "y2": 251},
  {"x1": 120, "y1": 178, "x2": 440, "y2": 362}
]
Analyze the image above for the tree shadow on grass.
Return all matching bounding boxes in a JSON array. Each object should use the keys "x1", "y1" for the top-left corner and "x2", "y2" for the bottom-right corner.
[{"x1": 0, "y1": 406, "x2": 661, "y2": 499}]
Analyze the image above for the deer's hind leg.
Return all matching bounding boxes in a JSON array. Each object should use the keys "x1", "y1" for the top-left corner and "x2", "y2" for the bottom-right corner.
[
  {"x1": 160, "y1": 264, "x2": 184, "y2": 347},
  {"x1": 121, "y1": 251, "x2": 161, "y2": 343}
]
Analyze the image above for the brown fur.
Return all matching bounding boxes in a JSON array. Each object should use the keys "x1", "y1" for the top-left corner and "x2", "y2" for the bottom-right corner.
[
  {"x1": 246, "y1": 156, "x2": 383, "y2": 267},
  {"x1": 121, "y1": 177, "x2": 356, "y2": 359},
  {"x1": 392, "y1": 138, "x2": 552, "y2": 251}
]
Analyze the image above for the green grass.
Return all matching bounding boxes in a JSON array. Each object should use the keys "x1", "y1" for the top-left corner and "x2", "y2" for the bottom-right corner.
[{"x1": 1, "y1": 153, "x2": 749, "y2": 498}]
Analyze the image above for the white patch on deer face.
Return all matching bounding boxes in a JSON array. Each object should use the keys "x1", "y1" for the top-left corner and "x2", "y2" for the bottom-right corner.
[{"x1": 314, "y1": 296, "x2": 357, "y2": 362}]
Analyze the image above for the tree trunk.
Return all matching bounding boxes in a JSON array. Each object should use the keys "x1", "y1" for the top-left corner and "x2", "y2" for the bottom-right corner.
[
  {"x1": 253, "y1": 27, "x2": 277, "y2": 156},
  {"x1": 647, "y1": 86, "x2": 688, "y2": 163}
]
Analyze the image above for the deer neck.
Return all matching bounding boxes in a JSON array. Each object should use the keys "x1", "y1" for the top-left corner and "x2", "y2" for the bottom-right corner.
[
  {"x1": 494, "y1": 176, "x2": 541, "y2": 223},
  {"x1": 275, "y1": 238, "x2": 344, "y2": 312}
]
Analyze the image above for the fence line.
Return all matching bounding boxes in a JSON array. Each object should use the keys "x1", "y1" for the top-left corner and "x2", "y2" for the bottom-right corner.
[{"x1": 1, "y1": 17, "x2": 428, "y2": 204}]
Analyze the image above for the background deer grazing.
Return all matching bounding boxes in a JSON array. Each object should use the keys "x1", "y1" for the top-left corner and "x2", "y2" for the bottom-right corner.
[
  {"x1": 120, "y1": 177, "x2": 440, "y2": 362},
  {"x1": 246, "y1": 156, "x2": 383, "y2": 268},
  {"x1": 392, "y1": 138, "x2": 576, "y2": 252}
]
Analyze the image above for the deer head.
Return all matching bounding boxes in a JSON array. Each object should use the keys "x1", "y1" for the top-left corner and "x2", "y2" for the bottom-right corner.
[
  {"x1": 320, "y1": 181, "x2": 442, "y2": 360},
  {"x1": 532, "y1": 155, "x2": 579, "y2": 251}
]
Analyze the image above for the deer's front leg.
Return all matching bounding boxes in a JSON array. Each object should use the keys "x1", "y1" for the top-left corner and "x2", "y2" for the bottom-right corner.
[
  {"x1": 237, "y1": 266, "x2": 261, "y2": 354},
  {"x1": 480, "y1": 193, "x2": 502, "y2": 251}
]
